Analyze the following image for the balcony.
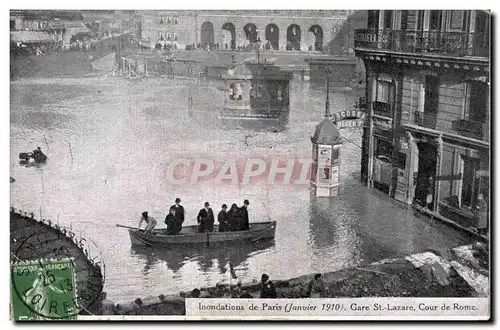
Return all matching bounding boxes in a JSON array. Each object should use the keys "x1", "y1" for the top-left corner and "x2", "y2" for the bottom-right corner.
[
  {"x1": 413, "y1": 111, "x2": 437, "y2": 129},
  {"x1": 354, "y1": 29, "x2": 489, "y2": 58},
  {"x1": 373, "y1": 101, "x2": 392, "y2": 118},
  {"x1": 453, "y1": 118, "x2": 484, "y2": 140}
]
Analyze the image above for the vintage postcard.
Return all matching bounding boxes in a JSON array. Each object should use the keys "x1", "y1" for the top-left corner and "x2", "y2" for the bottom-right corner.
[{"x1": 10, "y1": 9, "x2": 490, "y2": 321}]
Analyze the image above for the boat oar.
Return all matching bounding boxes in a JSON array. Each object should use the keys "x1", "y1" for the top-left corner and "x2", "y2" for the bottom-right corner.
[{"x1": 116, "y1": 224, "x2": 138, "y2": 230}]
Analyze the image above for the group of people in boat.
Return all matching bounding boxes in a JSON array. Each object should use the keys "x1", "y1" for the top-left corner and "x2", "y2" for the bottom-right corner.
[
  {"x1": 137, "y1": 198, "x2": 251, "y2": 235},
  {"x1": 19, "y1": 146, "x2": 48, "y2": 164}
]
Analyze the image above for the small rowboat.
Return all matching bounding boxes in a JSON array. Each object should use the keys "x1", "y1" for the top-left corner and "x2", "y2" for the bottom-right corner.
[{"x1": 117, "y1": 221, "x2": 276, "y2": 247}]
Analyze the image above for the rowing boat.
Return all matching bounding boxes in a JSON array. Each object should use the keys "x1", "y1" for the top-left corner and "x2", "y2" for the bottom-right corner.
[{"x1": 118, "y1": 221, "x2": 276, "y2": 247}]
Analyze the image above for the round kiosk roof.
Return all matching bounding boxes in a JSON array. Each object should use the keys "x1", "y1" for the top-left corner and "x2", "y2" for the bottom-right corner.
[{"x1": 311, "y1": 118, "x2": 342, "y2": 145}]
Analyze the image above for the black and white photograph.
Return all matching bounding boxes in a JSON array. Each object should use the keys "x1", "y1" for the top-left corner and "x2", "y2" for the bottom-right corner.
[{"x1": 9, "y1": 7, "x2": 491, "y2": 321}]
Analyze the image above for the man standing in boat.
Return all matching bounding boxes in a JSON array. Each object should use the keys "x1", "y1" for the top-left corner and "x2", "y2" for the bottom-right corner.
[
  {"x1": 170, "y1": 198, "x2": 185, "y2": 226},
  {"x1": 218, "y1": 204, "x2": 229, "y2": 232},
  {"x1": 240, "y1": 200, "x2": 250, "y2": 231},
  {"x1": 138, "y1": 211, "x2": 157, "y2": 235},
  {"x1": 165, "y1": 208, "x2": 179, "y2": 235},
  {"x1": 227, "y1": 204, "x2": 240, "y2": 231},
  {"x1": 197, "y1": 202, "x2": 215, "y2": 233}
]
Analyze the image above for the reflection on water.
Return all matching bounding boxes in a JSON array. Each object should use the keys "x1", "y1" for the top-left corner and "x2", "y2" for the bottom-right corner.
[
  {"x1": 10, "y1": 76, "x2": 470, "y2": 301},
  {"x1": 131, "y1": 239, "x2": 275, "y2": 278}
]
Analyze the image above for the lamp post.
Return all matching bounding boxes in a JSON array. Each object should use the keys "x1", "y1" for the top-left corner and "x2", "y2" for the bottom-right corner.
[{"x1": 256, "y1": 37, "x2": 262, "y2": 63}]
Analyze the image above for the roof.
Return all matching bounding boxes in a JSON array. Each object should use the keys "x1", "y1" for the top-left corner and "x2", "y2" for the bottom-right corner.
[
  {"x1": 311, "y1": 118, "x2": 342, "y2": 145},
  {"x1": 10, "y1": 31, "x2": 54, "y2": 44},
  {"x1": 222, "y1": 62, "x2": 293, "y2": 81},
  {"x1": 221, "y1": 63, "x2": 253, "y2": 80}
]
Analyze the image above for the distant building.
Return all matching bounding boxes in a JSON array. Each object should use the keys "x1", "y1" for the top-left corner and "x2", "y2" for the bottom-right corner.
[
  {"x1": 139, "y1": 10, "x2": 352, "y2": 52},
  {"x1": 354, "y1": 10, "x2": 490, "y2": 230},
  {"x1": 10, "y1": 10, "x2": 89, "y2": 51}
]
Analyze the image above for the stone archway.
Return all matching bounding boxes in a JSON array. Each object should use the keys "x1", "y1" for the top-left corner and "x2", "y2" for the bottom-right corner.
[
  {"x1": 222, "y1": 22, "x2": 236, "y2": 50},
  {"x1": 287, "y1": 24, "x2": 301, "y2": 51},
  {"x1": 200, "y1": 21, "x2": 214, "y2": 48},
  {"x1": 265, "y1": 24, "x2": 279, "y2": 50},
  {"x1": 309, "y1": 25, "x2": 323, "y2": 51},
  {"x1": 243, "y1": 23, "x2": 258, "y2": 44}
]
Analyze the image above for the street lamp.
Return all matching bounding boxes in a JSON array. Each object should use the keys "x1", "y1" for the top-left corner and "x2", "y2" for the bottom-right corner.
[{"x1": 256, "y1": 37, "x2": 262, "y2": 63}]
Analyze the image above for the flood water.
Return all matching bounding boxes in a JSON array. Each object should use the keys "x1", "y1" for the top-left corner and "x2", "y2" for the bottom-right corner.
[{"x1": 10, "y1": 75, "x2": 470, "y2": 302}]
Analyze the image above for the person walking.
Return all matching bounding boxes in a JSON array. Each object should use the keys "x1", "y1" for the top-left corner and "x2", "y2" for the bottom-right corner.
[
  {"x1": 476, "y1": 193, "x2": 488, "y2": 236},
  {"x1": 138, "y1": 211, "x2": 157, "y2": 235},
  {"x1": 260, "y1": 274, "x2": 277, "y2": 298}
]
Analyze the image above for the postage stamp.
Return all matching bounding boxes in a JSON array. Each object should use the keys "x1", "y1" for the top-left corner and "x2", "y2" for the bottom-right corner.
[{"x1": 11, "y1": 258, "x2": 78, "y2": 320}]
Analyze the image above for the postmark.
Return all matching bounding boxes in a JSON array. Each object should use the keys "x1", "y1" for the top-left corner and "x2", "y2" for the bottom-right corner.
[
  {"x1": 11, "y1": 258, "x2": 77, "y2": 320},
  {"x1": 11, "y1": 226, "x2": 105, "y2": 319}
]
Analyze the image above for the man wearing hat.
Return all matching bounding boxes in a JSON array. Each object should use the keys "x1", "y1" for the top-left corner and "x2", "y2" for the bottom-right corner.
[
  {"x1": 240, "y1": 200, "x2": 250, "y2": 231},
  {"x1": 197, "y1": 202, "x2": 215, "y2": 233},
  {"x1": 170, "y1": 198, "x2": 185, "y2": 227}
]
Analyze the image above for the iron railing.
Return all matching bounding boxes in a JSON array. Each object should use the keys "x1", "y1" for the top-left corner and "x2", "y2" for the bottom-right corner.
[
  {"x1": 453, "y1": 118, "x2": 484, "y2": 140},
  {"x1": 355, "y1": 29, "x2": 489, "y2": 58},
  {"x1": 410, "y1": 111, "x2": 486, "y2": 140}
]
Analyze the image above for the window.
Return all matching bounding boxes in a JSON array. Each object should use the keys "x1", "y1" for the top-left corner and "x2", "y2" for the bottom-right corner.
[
  {"x1": 367, "y1": 10, "x2": 379, "y2": 29},
  {"x1": 173, "y1": 33, "x2": 178, "y2": 41},
  {"x1": 463, "y1": 81, "x2": 487, "y2": 122},
  {"x1": 375, "y1": 75, "x2": 394, "y2": 104},
  {"x1": 384, "y1": 10, "x2": 393, "y2": 29},
  {"x1": 10, "y1": 19, "x2": 15, "y2": 29},
  {"x1": 229, "y1": 83, "x2": 243, "y2": 101},
  {"x1": 158, "y1": 32, "x2": 164, "y2": 41},
  {"x1": 429, "y1": 10, "x2": 442, "y2": 30},
  {"x1": 174, "y1": 16, "x2": 179, "y2": 24},
  {"x1": 397, "y1": 152, "x2": 406, "y2": 170},
  {"x1": 166, "y1": 32, "x2": 171, "y2": 41},
  {"x1": 159, "y1": 17, "x2": 164, "y2": 24},
  {"x1": 461, "y1": 156, "x2": 479, "y2": 208},
  {"x1": 417, "y1": 11, "x2": 424, "y2": 31},
  {"x1": 375, "y1": 139, "x2": 393, "y2": 158},
  {"x1": 167, "y1": 16, "x2": 172, "y2": 24},
  {"x1": 448, "y1": 10, "x2": 466, "y2": 31}
]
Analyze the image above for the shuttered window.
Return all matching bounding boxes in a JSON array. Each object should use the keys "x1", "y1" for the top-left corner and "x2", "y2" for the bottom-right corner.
[{"x1": 448, "y1": 10, "x2": 466, "y2": 31}]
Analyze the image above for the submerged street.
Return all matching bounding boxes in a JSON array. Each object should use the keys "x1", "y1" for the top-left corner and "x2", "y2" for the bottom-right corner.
[{"x1": 10, "y1": 75, "x2": 471, "y2": 302}]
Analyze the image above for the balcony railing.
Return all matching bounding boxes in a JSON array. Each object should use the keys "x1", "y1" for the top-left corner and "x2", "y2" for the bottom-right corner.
[
  {"x1": 410, "y1": 111, "x2": 486, "y2": 141},
  {"x1": 412, "y1": 111, "x2": 437, "y2": 129},
  {"x1": 355, "y1": 29, "x2": 489, "y2": 58},
  {"x1": 453, "y1": 119, "x2": 484, "y2": 140},
  {"x1": 373, "y1": 101, "x2": 392, "y2": 118}
]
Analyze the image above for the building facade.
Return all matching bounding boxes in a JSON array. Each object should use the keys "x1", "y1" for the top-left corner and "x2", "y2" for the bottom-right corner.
[
  {"x1": 140, "y1": 10, "x2": 352, "y2": 52},
  {"x1": 10, "y1": 10, "x2": 89, "y2": 51},
  {"x1": 354, "y1": 10, "x2": 490, "y2": 231}
]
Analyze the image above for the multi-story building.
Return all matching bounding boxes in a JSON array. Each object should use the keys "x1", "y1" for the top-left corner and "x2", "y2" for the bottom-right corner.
[
  {"x1": 139, "y1": 10, "x2": 352, "y2": 52},
  {"x1": 10, "y1": 10, "x2": 89, "y2": 50},
  {"x1": 354, "y1": 10, "x2": 490, "y2": 231}
]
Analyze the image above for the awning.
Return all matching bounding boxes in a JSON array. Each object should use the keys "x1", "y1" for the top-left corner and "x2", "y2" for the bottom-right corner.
[{"x1": 10, "y1": 31, "x2": 54, "y2": 44}]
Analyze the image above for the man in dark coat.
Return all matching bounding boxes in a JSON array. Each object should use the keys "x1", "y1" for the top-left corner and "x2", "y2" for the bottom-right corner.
[
  {"x1": 170, "y1": 198, "x2": 185, "y2": 226},
  {"x1": 227, "y1": 204, "x2": 240, "y2": 231},
  {"x1": 197, "y1": 202, "x2": 215, "y2": 233},
  {"x1": 239, "y1": 199, "x2": 250, "y2": 231},
  {"x1": 218, "y1": 204, "x2": 229, "y2": 232},
  {"x1": 260, "y1": 274, "x2": 277, "y2": 298},
  {"x1": 165, "y1": 208, "x2": 178, "y2": 235}
]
